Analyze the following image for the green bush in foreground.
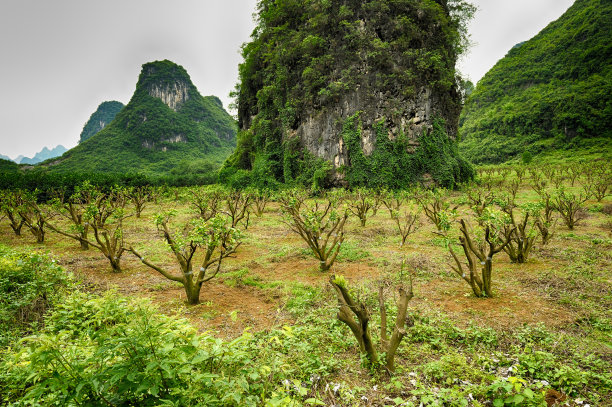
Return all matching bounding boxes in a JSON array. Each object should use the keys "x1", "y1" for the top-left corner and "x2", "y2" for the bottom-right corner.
[
  {"x1": 0, "y1": 245, "x2": 67, "y2": 347},
  {"x1": 0, "y1": 292, "x2": 272, "y2": 406}
]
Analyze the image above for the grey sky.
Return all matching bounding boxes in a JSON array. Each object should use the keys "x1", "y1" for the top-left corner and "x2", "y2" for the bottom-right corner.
[{"x1": 0, "y1": 0, "x2": 575, "y2": 159}]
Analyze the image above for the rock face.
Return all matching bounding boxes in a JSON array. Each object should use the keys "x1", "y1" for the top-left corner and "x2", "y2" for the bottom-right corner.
[
  {"x1": 80, "y1": 101, "x2": 125, "y2": 143},
  {"x1": 225, "y1": 0, "x2": 470, "y2": 188},
  {"x1": 147, "y1": 81, "x2": 190, "y2": 111},
  {"x1": 294, "y1": 86, "x2": 452, "y2": 181}
]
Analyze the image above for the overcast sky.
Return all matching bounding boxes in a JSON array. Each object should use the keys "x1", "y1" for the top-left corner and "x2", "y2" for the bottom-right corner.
[{"x1": 0, "y1": 0, "x2": 575, "y2": 160}]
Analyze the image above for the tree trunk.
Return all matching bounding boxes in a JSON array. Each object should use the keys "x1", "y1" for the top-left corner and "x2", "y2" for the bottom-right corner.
[
  {"x1": 108, "y1": 256, "x2": 122, "y2": 273},
  {"x1": 30, "y1": 226, "x2": 44, "y2": 243},
  {"x1": 385, "y1": 300, "x2": 408, "y2": 371},
  {"x1": 79, "y1": 237, "x2": 89, "y2": 250},
  {"x1": 185, "y1": 281, "x2": 202, "y2": 305},
  {"x1": 483, "y1": 261, "x2": 493, "y2": 298},
  {"x1": 80, "y1": 228, "x2": 89, "y2": 250}
]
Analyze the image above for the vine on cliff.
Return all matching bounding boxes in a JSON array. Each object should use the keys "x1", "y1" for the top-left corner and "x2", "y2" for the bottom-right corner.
[{"x1": 342, "y1": 113, "x2": 473, "y2": 189}]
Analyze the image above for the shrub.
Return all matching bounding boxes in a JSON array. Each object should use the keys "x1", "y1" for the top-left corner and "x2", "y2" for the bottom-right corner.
[
  {"x1": 0, "y1": 245, "x2": 67, "y2": 347},
  {"x1": 280, "y1": 190, "x2": 348, "y2": 272},
  {"x1": 0, "y1": 292, "x2": 268, "y2": 406},
  {"x1": 486, "y1": 377, "x2": 547, "y2": 406},
  {"x1": 414, "y1": 188, "x2": 457, "y2": 232},
  {"x1": 449, "y1": 218, "x2": 514, "y2": 297},
  {"x1": 14, "y1": 189, "x2": 47, "y2": 244},
  {"x1": 346, "y1": 188, "x2": 376, "y2": 227},
  {"x1": 0, "y1": 190, "x2": 25, "y2": 236},
  {"x1": 497, "y1": 200, "x2": 540, "y2": 263},
  {"x1": 188, "y1": 184, "x2": 227, "y2": 220},
  {"x1": 130, "y1": 212, "x2": 241, "y2": 305},
  {"x1": 553, "y1": 187, "x2": 588, "y2": 230},
  {"x1": 329, "y1": 270, "x2": 414, "y2": 372},
  {"x1": 47, "y1": 181, "x2": 98, "y2": 250}
]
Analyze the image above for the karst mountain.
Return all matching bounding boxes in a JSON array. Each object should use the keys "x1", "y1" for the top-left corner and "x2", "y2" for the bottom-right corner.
[{"x1": 47, "y1": 60, "x2": 237, "y2": 175}]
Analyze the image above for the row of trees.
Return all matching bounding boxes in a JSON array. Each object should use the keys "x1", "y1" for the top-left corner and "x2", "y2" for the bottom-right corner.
[
  {"x1": 0, "y1": 185, "x2": 248, "y2": 305},
  {"x1": 2, "y1": 171, "x2": 608, "y2": 298}
]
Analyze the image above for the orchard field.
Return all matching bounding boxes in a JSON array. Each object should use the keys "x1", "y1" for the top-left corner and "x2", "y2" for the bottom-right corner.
[{"x1": 0, "y1": 162, "x2": 610, "y2": 406}]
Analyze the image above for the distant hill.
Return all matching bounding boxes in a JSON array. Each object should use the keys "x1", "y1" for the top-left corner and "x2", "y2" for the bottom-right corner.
[
  {"x1": 0, "y1": 158, "x2": 18, "y2": 171},
  {"x1": 0, "y1": 154, "x2": 12, "y2": 162},
  {"x1": 459, "y1": 0, "x2": 612, "y2": 163},
  {"x1": 19, "y1": 145, "x2": 68, "y2": 165},
  {"x1": 46, "y1": 60, "x2": 237, "y2": 175},
  {"x1": 79, "y1": 101, "x2": 125, "y2": 143}
]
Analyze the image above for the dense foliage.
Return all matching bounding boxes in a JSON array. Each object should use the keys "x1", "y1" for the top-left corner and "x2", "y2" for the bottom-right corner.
[
  {"x1": 341, "y1": 114, "x2": 473, "y2": 189},
  {"x1": 45, "y1": 60, "x2": 237, "y2": 175},
  {"x1": 0, "y1": 159, "x2": 19, "y2": 172},
  {"x1": 459, "y1": 0, "x2": 612, "y2": 163},
  {"x1": 0, "y1": 245, "x2": 68, "y2": 347},
  {"x1": 224, "y1": 0, "x2": 475, "y2": 188},
  {"x1": 1, "y1": 292, "x2": 274, "y2": 406},
  {"x1": 79, "y1": 101, "x2": 125, "y2": 143}
]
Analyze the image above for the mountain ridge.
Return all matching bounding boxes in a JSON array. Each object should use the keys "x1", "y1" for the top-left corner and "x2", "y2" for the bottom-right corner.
[{"x1": 19, "y1": 145, "x2": 68, "y2": 165}]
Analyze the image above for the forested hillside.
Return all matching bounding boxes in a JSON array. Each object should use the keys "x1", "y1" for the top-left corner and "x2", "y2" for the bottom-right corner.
[
  {"x1": 459, "y1": 0, "x2": 612, "y2": 163},
  {"x1": 79, "y1": 101, "x2": 125, "y2": 143},
  {"x1": 0, "y1": 158, "x2": 18, "y2": 172}
]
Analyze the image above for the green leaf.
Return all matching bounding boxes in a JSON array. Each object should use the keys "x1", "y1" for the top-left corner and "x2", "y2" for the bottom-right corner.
[
  {"x1": 192, "y1": 351, "x2": 208, "y2": 364},
  {"x1": 305, "y1": 398, "x2": 326, "y2": 406}
]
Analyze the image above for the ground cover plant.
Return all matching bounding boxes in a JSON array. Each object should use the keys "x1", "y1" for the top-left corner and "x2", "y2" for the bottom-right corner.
[{"x1": 0, "y1": 160, "x2": 610, "y2": 406}]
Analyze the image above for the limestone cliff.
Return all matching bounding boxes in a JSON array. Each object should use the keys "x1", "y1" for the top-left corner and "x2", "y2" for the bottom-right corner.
[
  {"x1": 224, "y1": 0, "x2": 472, "y2": 188},
  {"x1": 294, "y1": 86, "x2": 457, "y2": 177},
  {"x1": 147, "y1": 80, "x2": 190, "y2": 111}
]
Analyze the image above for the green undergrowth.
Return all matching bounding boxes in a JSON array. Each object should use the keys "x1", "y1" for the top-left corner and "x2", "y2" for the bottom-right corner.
[
  {"x1": 0, "y1": 246, "x2": 610, "y2": 406},
  {"x1": 0, "y1": 245, "x2": 69, "y2": 348}
]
